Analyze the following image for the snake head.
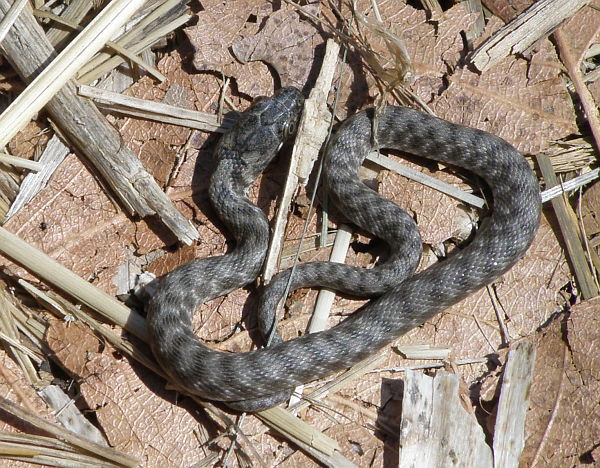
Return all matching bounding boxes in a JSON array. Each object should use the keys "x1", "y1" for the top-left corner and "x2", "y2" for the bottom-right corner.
[{"x1": 214, "y1": 87, "x2": 304, "y2": 187}]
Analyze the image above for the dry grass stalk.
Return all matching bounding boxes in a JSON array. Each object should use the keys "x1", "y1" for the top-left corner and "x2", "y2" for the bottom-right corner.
[
  {"x1": 78, "y1": 84, "x2": 234, "y2": 132},
  {"x1": 536, "y1": 155, "x2": 599, "y2": 298},
  {"x1": 257, "y1": 407, "x2": 341, "y2": 456},
  {"x1": 290, "y1": 353, "x2": 385, "y2": 413},
  {"x1": 0, "y1": 152, "x2": 43, "y2": 172},
  {"x1": 0, "y1": 395, "x2": 140, "y2": 467},
  {"x1": 77, "y1": 0, "x2": 190, "y2": 84},
  {"x1": 0, "y1": 289, "x2": 41, "y2": 386},
  {"x1": 0, "y1": 227, "x2": 148, "y2": 341},
  {"x1": 367, "y1": 151, "x2": 486, "y2": 208},
  {"x1": 540, "y1": 167, "x2": 599, "y2": 203},
  {"x1": 280, "y1": 231, "x2": 337, "y2": 260},
  {"x1": 33, "y1": 8, "x2": 166, "y2": 82}
]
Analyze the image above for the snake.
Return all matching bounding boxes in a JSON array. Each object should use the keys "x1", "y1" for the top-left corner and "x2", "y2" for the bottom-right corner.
[{"x1": 146, "y1": 86, "x2": 541, "y2": 412}]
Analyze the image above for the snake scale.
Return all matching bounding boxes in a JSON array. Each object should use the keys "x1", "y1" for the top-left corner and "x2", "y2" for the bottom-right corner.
[{"x1": 146, "y1": 86, "x2": 541, "y2": 411}]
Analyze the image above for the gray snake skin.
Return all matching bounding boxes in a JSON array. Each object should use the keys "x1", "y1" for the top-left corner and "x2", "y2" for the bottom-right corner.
[{"x1": 146, "y1": 86, "x2": 541, "y2": 411}]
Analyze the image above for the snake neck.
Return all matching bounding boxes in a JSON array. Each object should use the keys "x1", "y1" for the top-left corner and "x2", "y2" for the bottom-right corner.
[{"x1": 209, "y1": 160, "x2": 270, "y2": 251}]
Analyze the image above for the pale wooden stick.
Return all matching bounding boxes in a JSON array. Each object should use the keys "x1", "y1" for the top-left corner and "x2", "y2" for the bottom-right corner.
[
  {"x1": 0, "y1": 153, "x2": 43, "y2": 172},
  {"x1": 263, "y1": 39, "x2": 340, "y2": 281},
  {"x1": 541, "y1": 167, "x2": 599, "y2": 202},
  {"x1": 288, "y1": 224, "x2": 353, "y2": 406},
  {"x1": 470, "y1": 0, "x2": 592, "y2": 71},
  {"x1": 367, "y1": 152, "x2": 485, "y2": 208},
  {"x1": 493, "y1": 341, "x2": 537, "y2": 468},
  {"x1": 78, "y1": 84, "x2": 233, "y2": 132},
  {"x1": 0, "y1": 0, "x2": 27, "y2": 42},
  {"x1": 399, "y1": 370, "x2": 493, "y2": 467},
  {"x1": 537, "y1": 155, "x2": 599, "y2": 298}
]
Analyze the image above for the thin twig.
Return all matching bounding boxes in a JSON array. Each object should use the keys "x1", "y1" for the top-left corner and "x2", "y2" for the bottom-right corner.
[{"x1": 554, "y1": 26, "x2": 600, "y2": 152}]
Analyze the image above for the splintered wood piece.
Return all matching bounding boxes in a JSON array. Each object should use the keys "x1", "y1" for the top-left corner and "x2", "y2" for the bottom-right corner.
[
  {"x1": 493, "y1": 341, "x2": 537, "y2": 468},
  {"x1": 399, "y1": 370, "x2": 493, "y2": 468},
  {"x1": 470, "y1": 0, "x2": 592, "y2": 71},
  {"x1": 262, "y1": 38, "x2": 340, "y2": 281}
]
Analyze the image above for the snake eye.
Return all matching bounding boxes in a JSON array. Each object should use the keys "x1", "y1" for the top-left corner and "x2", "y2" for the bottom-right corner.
[{"x1": 283, "y1": 118, "x2": 298, "y2": 139}]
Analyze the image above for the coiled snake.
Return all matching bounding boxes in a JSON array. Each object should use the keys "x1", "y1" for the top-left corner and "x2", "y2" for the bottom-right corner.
[{"x1": 146, "y1": 86, "x2": 541, "y2": 411}]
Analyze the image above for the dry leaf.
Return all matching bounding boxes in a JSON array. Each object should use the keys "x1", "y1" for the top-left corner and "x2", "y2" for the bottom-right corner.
[
  {"x1": 432, "y1": 18, "x2": 576, "y2": 154},
  {"x1": 231, "y1": 4, "x2": 324, "y2": 90},
  {"x1": 185, "y1": 0, "x2": 277, "y2": 96},
  {"x1": 483, "y1": 0, "x2": 535, "y2": 22},
  {"x1": 45, "y1": 319, "x2": 205, "y2": 468},
  {"x1": 559, "y1": 0, "x2": 600, "y2": 61},
  {"x1": 185, "y1": 0, "x2": 267, "y2": 69},
  {"x1": 520, "y1": 297, "x2": 600, "y2": 466}
]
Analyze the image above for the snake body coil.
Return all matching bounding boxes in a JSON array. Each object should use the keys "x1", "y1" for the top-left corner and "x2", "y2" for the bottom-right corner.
[{"x1": 147, "y1": 87, "x2": 541, "y2": 411}]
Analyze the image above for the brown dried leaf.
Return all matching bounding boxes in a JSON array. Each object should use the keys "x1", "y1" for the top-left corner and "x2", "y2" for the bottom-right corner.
[
  {"x1": 379, "y1": 160, "x2": 473, "y2": 245},
  {"x1": 185, "y1": 0, "x2": 268, "y2": 69},
  {"x1": 0, "y1": 350, "x2": 54, "y2": 431},
  {"x1": 340, "y1": 2, "x2": 478, "y2": 107},
  {"x1": 118, "y1": 55, "x2": 203, "y2": 188},
  {"x1": 557, "y1": 0, "x2": 600, "y2": 62},
  {"x1": 7, "y1": 120, "x2": 49, "y2": 159},
  {"x1": 432, "y1": 29, "x2": 576, "y2": 153},
  {"x1": 520, "y1": 297, "x2": 600, "y2": 466},
  {"x1": 483, "y1": 0, "x2": 534, "y2": 22},
  {"x1": 45, "y1": 319, "x2": 205, "y2": 468},
  {"x1": 231, "y1": 4, "x2": 324, "y2": 90},
  {"x1": 1, "y1": 153, "x2": 137, "y2": 293},
  {"x1": 184, "y1": 0, "x2": 276, "y2": 96}
]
